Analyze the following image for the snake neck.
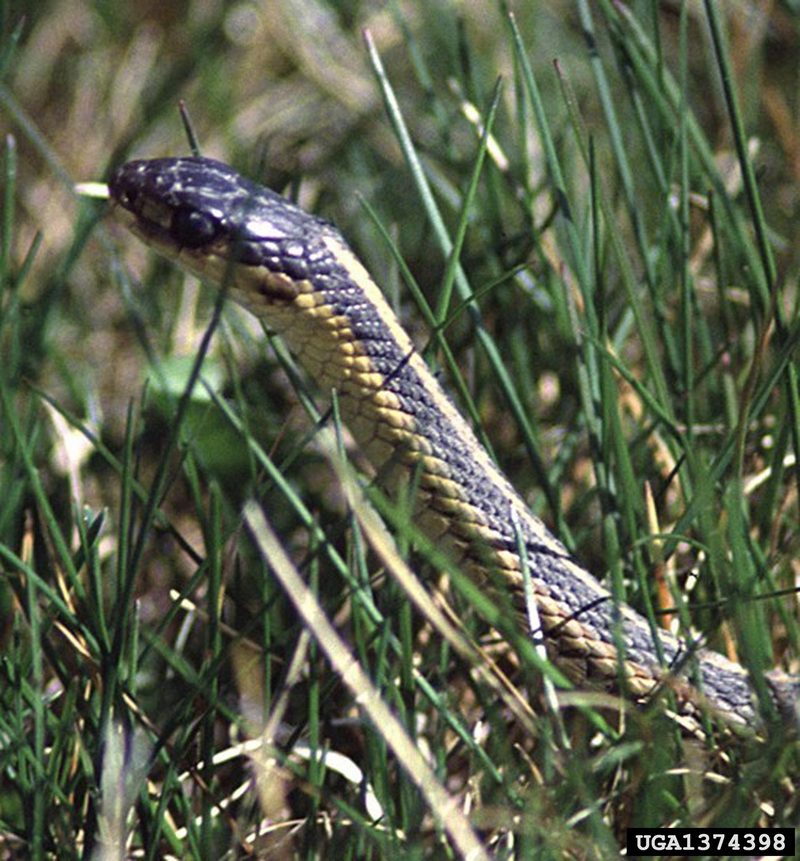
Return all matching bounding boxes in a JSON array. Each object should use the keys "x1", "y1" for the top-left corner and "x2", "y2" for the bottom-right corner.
[{"x1": 241, "y1": 231, "x2": 564, "y2": 550}]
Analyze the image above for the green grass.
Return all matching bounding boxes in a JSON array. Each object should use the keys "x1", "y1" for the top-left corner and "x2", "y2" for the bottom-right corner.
[{"x1": 1, "y1": 1, "x2": 799, "y2": 857}]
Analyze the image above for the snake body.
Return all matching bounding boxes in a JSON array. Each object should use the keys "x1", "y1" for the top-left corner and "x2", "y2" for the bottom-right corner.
[{"x1": 109, "y1": 156, "x2": 797, "y2": 730}]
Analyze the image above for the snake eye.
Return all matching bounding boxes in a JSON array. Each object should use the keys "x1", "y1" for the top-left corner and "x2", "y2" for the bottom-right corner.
[{"x1": 171, "y1": 207, "x2": 218, "y2": 248}]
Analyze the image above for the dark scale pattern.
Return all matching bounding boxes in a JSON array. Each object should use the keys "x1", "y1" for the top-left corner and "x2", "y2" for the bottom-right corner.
[
  {"x1": 312, "y1": 253, "x2": 527, "y2": 535},
  {"x1": 299, "y1": 242, "x2": 765, "y2": 721},
  {"x1": 110, "y1": 157, "x2": 338, "y2": 250}
]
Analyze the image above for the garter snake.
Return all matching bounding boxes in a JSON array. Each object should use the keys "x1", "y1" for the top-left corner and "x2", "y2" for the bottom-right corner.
[{"x1": 108, "y1": 155, "x2": 798, "y2": 732}]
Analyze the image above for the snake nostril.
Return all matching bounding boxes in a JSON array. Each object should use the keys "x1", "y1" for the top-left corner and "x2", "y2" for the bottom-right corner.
[{"x1": 171, "y1": 206, "x2": 218, "y2": 248}]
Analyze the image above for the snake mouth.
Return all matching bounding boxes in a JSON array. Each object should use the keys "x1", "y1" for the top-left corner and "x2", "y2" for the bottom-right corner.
[
  {"x1": 108, "y1": 192, "x2": 220, "y2": 284},
  {"x1": 109, "y1": 200, "x2": 301, "y2": 305},
  {"x1": 108, "y1": 196, "x2": 174, "y2": 250}
]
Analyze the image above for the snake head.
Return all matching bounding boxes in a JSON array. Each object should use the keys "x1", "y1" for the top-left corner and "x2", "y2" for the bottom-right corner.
[{"x1": 108, "y1": 156, "x2": 332, "y2": 303}]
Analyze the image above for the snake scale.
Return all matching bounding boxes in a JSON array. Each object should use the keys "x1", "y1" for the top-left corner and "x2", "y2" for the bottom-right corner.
[{"x1": 108, "y1": 156, "x2": 798, "y2": 732}]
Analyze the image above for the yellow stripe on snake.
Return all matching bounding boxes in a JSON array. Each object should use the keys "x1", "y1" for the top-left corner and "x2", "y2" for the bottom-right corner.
[{"x1": 108, "y1": 156, "x2": 798, "y2": 733}]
